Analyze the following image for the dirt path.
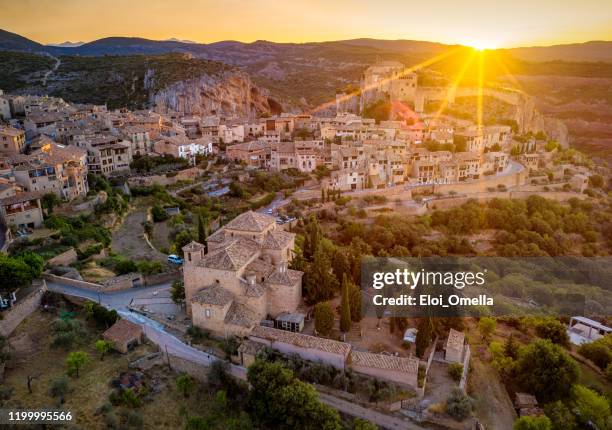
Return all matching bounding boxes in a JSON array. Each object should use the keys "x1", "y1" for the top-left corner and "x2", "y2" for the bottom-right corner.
[
  {"x1": 111, "y1": 208, "x2": 166, "y2": 261},
  {"x1": 468, "y1": 358, "x2": 516, "y2": 430},
  {"x1": 42, "y1": 54, "x2": 60, "y2": 86}
]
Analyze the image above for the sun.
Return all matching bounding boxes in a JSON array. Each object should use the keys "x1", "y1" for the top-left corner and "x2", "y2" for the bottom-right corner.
[{"x1": 461, "y1": 39, "x2": 498, "y2": 51}]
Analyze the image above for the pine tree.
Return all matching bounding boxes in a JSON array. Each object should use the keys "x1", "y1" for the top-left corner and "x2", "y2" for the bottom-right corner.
[{"x1": 340, "y1": 274, "x2": 351, "y2": 333}]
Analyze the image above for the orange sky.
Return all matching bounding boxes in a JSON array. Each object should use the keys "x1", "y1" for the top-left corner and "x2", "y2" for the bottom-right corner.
[{"x1": 1, "y1": 0, "x2": 611, "y2": 48}]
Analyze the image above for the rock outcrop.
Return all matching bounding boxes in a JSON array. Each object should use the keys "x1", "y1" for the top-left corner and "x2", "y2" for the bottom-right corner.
[{"x1": 150, "y1": 70, "x2": 273, "y2": 119}]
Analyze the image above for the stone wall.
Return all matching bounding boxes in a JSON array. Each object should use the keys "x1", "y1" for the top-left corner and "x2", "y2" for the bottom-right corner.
[
  {"x1": 47, "y1": 248, "x2": 78, "y2": 267},
  {"x1": 44, "y1": 273, "x2": 101, "y2": 292},
  {"x1": 0, "y1": 282, "x2": 46, "y2": 337},
  {"x1": 144, "y1": 270, "x2": 181, "y2": 286},
  {"x1": 166, "y1": 353, "x2": 211, "y2": 381}
]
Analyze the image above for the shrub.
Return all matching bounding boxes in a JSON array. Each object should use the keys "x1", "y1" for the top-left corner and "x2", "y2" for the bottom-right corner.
[
  {"x1": 447, "y1": 363, "x2": 463, "y2": 381},
  {"x1": 445, "y1": 388, "x2": 474, "y2": 420}
]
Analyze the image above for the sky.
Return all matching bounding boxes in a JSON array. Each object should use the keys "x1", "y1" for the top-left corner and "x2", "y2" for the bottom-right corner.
[{"x1": 1, "y1": 0, "x2": 611, "y2": 48}]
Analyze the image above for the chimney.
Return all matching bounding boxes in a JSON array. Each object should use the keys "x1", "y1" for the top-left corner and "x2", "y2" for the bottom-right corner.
[{"x1": 246, "y1": 273, "x2": 256, "y2": 285}]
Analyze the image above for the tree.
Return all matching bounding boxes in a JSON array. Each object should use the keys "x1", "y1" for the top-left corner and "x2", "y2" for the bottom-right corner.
[
  {"x1": 95, "y1": 340, "x2": 113, "y2": 361},
  {"x1": 588, "y1": 174, "x2": 604, "y2": 189},
  {"x1": 197, "y1": 213, "x2": 208, "y2": 243},
  {"x1": 27, "y1": 373, "x2": 41, "y2": 394},
  {"x1": 176, "y1": 373, "x2": 195, "y2": 398},
  {"x1": 544, "y1": 401, "x2": 576, "y2": 430},
  {"x1": 340, "y1": 274, "x2": 351, "y2": 333},
  {"x1": 49, "y1": 376, "x2": 69, "y2": 402},
  {"x1": 535, "y1": 318, "x2": 569, "y2": 346},
  {"x1": 41, "y1": 192, "x2": 61, "y2": 215},
  {"x1": 415, "y1": 318, "x2": 434, "y2": 358},
  {"x1": 303, "y1": 216, "x2": 322, "y2": 260},
  {"x1": 445, "y1": 388, "x2": 474, "y2": 421},
  {"x1": 504, "y1": 333, "x2": 519, "y2": 360},
  {"x1": 513, "y1": 416, "x2": 552, "y2": 430},
  {"x1": 514, "y1": 340, "x2": 579, "y2": 402},
  {"x1": 151, "y1": 203, "x2": 168, "y2": 222},
  {"x1": 171, "y1": 280, "x2": 185, "y2": 306},
  {"x1": 0, "y1": 254, "x2": 37, "y2": 293},
  {"x1": 348, "y1": 282, "x2": 362, "y2": 322},
  {"x1": 66, "y1": 351, "x2": 89, "y2": 378},
  {"x1": 314, "y1": 302, "x2": 334, "y2": 336},
  {"x1": 321, "y1": 188, "x2": 326, "y2": 203},
  {"x1": 247, "y1": 360, "x2": 342, "y2": 430},
  {"x1": 303, "y1": 244, "x2": 338, "y2": 304},
  {"x1": 571, "y1": 384, "x2": 611, "y2": 429},
  {"x1": 353, "y1": 418, "x2": 378, "y2": 430},
  {"x1": 478, "y1": 317, "x2": 496, "y2": 341}
]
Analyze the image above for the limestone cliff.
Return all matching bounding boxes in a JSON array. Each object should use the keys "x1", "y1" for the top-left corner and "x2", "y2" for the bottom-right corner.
[
  {"x1": 513, "y1": 95, "x2": 570, "y2": 148},
  {"x1": 149, "y1": 70, "x2": 274, "y2": 119}
]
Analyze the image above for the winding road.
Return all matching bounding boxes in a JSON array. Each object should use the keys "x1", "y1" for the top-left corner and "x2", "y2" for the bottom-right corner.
[
  {"x1": 42, "y1": 54, "x2": 61, "y2": 87},
  {"x1": 46, "y1": 280, "x2": 425, "y2": 429}
]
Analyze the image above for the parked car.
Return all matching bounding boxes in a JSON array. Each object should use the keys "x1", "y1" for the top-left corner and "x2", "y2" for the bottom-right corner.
[{"x1": 167, "y1": 254, "x2": 184, "y2": 265}]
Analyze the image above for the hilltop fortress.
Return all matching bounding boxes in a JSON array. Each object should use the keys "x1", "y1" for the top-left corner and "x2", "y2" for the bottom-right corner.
[{"x1": 336, "y1": 60, "x2": 568, "y2": 147}]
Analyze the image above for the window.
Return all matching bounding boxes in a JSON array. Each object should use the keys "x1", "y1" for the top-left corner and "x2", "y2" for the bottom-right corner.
[{"x1": 205, "y1": 309, "x2": 211, "y2": 318}]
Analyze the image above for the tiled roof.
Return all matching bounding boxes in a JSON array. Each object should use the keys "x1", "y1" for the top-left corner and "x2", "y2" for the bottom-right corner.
[
  {"x1": 182, "y1": 240, "x2": 205, "y2": 253},
  {"x1": 262, "y1": 230, "x2": 294, "y2": 250},
  {"x1": 350, "y1": 351, "x2": 419, "y2": 375},
  {"x1": 244, "y1": 258, "x2": 275, "y2": 279},
  {"x1": 446, "y1": 328, "x2": 465, "y2": 351},
  {"x1": 199, "y1": 238, "x2": 259, "y2": 271},
  {"x1": 266, "y1": 268, "x2": 302, "y2": 286},
  {"x1": 224, "y1": 302, "x2": 258, "y2": 328},
  {"x1": 242, "y1": 279, "x2": 266, "y2": 298},
  {"x1": 0, "y1": 191, "x2": 42, "y2": 206},
  {"x1": 251, "y1": 325, "x2": 351, "y2": 357},
  {"x1": 103, "y1": 319, "x2": 143, "y2": 344},
  {"x1": 237, "y1": 339, "x2": 265, "y2": 356},
  {"x1": 224, "y1": 211, "x2": 275, "y2": 232},
  {"x1": 192, "y1": 284, "x2": 234, "y2": 306}
]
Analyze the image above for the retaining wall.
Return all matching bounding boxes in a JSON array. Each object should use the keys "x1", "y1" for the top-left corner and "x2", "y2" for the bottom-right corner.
[{"x1": 0, "y1": 281, "x2": 47, "y2": 337}]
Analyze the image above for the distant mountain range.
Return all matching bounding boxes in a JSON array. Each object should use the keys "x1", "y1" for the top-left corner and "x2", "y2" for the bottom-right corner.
[
  {"x1": 2, "y1": 28, "x2": 612, "y2": 63},
  {"x1": 46, "y1": 41, "x2": 85, "y2": 48}
]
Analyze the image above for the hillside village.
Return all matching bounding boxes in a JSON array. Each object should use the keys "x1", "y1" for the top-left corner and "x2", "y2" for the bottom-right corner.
[{"x1": 0, "y1": 56, "x2": 611, "y2": 430}]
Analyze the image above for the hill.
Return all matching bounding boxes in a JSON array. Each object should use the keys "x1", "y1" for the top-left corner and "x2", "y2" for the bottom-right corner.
[
  {"x1": 504, "y1": 41, "x2": 612, "y2": 63},
  {"x1": 0, "y1": 28, "x2": 46, "y2": 52}
]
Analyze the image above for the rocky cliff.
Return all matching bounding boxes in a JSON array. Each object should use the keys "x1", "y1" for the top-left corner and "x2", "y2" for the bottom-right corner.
[{"x1": 150, "y1": 70, "x2": 274, "y2": 119}]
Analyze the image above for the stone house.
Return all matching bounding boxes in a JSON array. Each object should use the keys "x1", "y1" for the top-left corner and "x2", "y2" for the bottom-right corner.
[
  {"x1": 103, "y1": 319, "x2": 143, "y2": 354},
  {"x1": 182, "y1": 211, "x2": 303, "y2": 338},
  {"x1": 444, "y1": 328, "x2": 466, "y2": 363}
]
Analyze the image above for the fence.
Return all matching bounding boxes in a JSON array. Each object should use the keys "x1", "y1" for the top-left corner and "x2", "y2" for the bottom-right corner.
[{"x1": 459, "y1": 344, "x2": 471, "y2": 391}]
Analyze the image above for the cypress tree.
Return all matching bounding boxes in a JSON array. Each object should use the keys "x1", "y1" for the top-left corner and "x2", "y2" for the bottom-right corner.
[
  {"x1": 340, "y1": 273, "x2": 351, "y2": 333},
  {"x1": 198, "y1": 214, "x2": 207, "y2": 244}
]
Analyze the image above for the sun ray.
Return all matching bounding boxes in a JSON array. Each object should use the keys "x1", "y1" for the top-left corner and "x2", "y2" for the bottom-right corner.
[
  {"x1": 476, "y1": 50, "x2": 484, "y2": 129},
  {"x1": 490, "y1": 50, "x2": 524, "y2": 92},
  {"x1": 307, "y1": 46, "x2": 465, "y2": 115},
  {"x1": 433, "y1": 50, "x2": 476, "y2": 121}
]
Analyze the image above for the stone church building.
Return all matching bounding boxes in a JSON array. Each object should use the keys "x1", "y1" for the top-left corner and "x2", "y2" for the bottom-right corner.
[{"x1": 182, "y1": 211, "x2": 303, "y2": 337}]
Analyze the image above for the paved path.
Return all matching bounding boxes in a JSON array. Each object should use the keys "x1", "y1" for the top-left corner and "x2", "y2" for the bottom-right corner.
[{"x1": 46, "y1": 281, "x2": 244, "y2": 376}]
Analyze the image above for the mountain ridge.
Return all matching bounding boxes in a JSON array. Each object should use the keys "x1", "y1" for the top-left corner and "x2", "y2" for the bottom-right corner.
[{"x1": 2, "y1": 28, "x2": 612, "y2": 62}]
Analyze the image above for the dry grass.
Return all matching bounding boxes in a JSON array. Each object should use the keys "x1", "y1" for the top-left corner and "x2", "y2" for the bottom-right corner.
[{"x1": 3, "y1": 310, "x2": 175, "y2": 429}]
